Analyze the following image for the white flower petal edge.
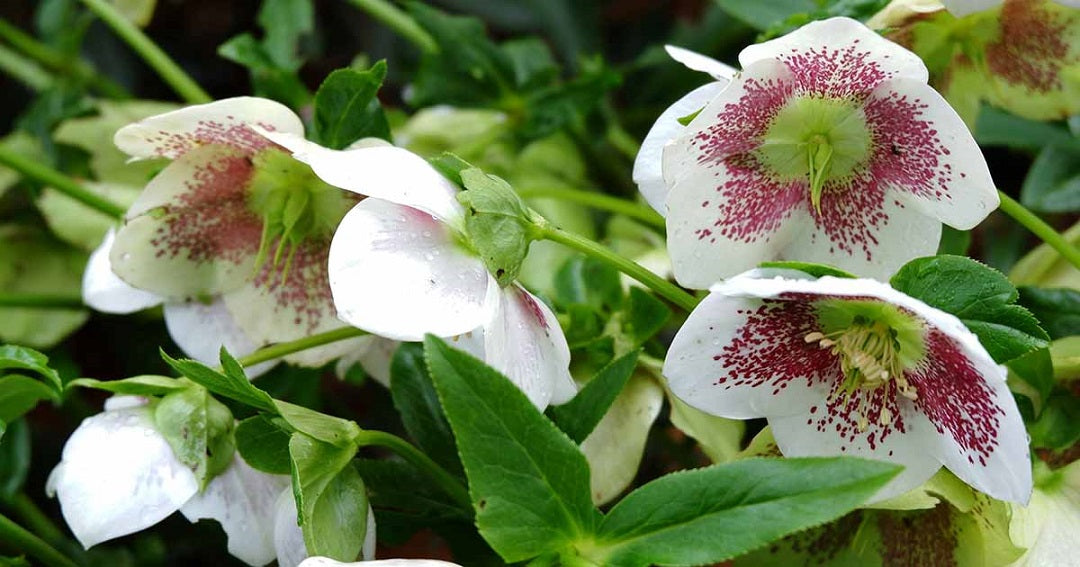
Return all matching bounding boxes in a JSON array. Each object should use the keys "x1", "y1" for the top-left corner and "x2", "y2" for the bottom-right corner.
[
  {"x1": 1008, "y1": 461, "x2": 1080, "y2": 567},
  {"x1": 163, "y1": 298, "x2": 277, "y2": 378},
  {"x1": 114, "y1": 96, "x2": 304, "y2": 160},
  {"x1": 180, "y1": 455, "x2": 291, "y2": 567},
  {"x1": 328, "y1": 198, "x2": 494, "y2": 341},
  {"x1": 46, "y1": 397, "x2": 199, "y2": 548},
  {"x1": 633, "y1": 82, "x2": 728, "y2": 214},
  {"x1": 273, "y1": 489, "x2": 309, "y2": 567},
  {"x1": 663, "y1": 45, "x2": 738, "y2": 81},
  {"x1": 482, "y1": 285, "x2": 577, "y2": 409},
  {"x1": 82, "y1": 228, "x2": 163, "y2": 314},
  {"x1": 738, "y1": 17, "x2": 929, "y2": 83}
]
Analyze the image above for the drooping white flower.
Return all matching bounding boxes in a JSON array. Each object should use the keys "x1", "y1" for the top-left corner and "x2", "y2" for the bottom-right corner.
[
  {"x1": 657, "y1": 17, "x2": 997, "y2": 285},
  {"x1": 663, "y1": 269, "x2": 1031, "y2": 502},
  {"x1": 263, "y1": 135, "x2": 576, "y2": 410},
  {"x1": 633, "y1": 46, "x2": 736, "y2": 213},
  {"x1": 100, "y1": 97, "x2": 369, "y2": 367},
  {"x1": 46, "y1": 396, "x2": 292, "y2": 566}
]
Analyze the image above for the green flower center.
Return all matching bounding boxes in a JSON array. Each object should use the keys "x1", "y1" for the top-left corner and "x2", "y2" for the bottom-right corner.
[
  {"x1": 757, "y1": 96, "x2": 873, "y2": 213},
  {"x1": 808, "y1": 300, "x2": 926, "y2": 430},
  {"x1": 247, "y1": 149, "x2": 350, "y2": 277}
]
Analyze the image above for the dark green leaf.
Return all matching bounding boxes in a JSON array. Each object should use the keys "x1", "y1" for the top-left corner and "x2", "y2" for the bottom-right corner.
[
  {"x1": 1021, "y1": 145, "x2": 1080, "y2": 213},
  {"x1": 275, "y1": 401, "x2": 360, "y2": 448},
  {"x1": 1007, "y1": 348, "x2": 1054, "y2": 405},
  {"x1": 355, "y1": 458, "x2": 468, "y2": 522},
  {"x1": 161, "y1": 350, "x2": 276, "y2": 413},
  {"x1": 594, "y1": 458, "x2": 900, "y2": 567},
  {"x1": 258, "y1": 0, "x2": 315, "y2": 71},
  {"x1": 555, "y1": 256, "x2": 623, "y2": 311},
  {"x1": 313, "y1": 62, "x2": 391, "y2": 149},
  {"x1": 548, "y1": 350, "x2": 638, "y2": 443},
  {"x1": 428, "y1": 153, "x2": 473, "y2": 187},
  {"x1": 714, "y1": 0, "x2": 817, "y2": 30},
  {"x1": 501, "y1": 39, "x2": 558, "y2": 90},
  {"x1": 0, "y1": 419, "x2": 30, "y2": 500},
  {"x1": 623, "y1": 288, "x2": 670, "y2": 347},
  {"x1": 235, "y1": 415, "x2": 292, "y2": 475},
  {"x1": 975, "y1": 106, "x2": 1080, "y2": 152},
  {"x1": 424, "y1": 335, "x2": 599, "y2": 562},
  {"x1": 67, "y1": 375, "x2": 190, "y2": 397},
  {"x1": 0, "y1": 376, "x2": 57, "y2": 423},
  {"x1": 1027, "y1": 389, "x2": 1080, "y2": 450},
  {"x1": 389, "y1": 343, "x2": 463, "y2": 476},
  {"x1": 289, "y1": 433, "x2": 368, "y2": 561},
  {"x1": 890, "y1": 256, "x2": 1049, "y2": 363},
  {"x1": 1018, "y1": 287, "x2": 1080, "y2": 340},
  {"x1": 154, "y1": 387, "x2": 236, "y2": 486},
  {"x1": 0, "y1": 345, "x2": 62, "y2": 392},
  {"x1": 758, "y1": 261, "x2": 856, "y2": 279},
  {"x1": 520, "y1": 66, "x2": 620, "y2": 139}
]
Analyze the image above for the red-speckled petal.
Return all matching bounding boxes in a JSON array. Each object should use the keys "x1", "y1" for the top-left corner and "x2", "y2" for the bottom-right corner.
[
  {"x1": 328, "y1": 198, "x2": 493, "y2": 341},
  {"x1": 115, "y1": 97, "x2": 303, "y2": 160},
  {"x1": 82, "y1": 228, "x2": 163, "y2": 314},
  {"x1": 482, "y1": 285, "x2": 575, "y2": 410},
  {"x1": 110, "y1": 146, "x2": 262, "y2": 298},
  {"x1": 739, "y1": 17, "x2": 929, "y2": 85}
]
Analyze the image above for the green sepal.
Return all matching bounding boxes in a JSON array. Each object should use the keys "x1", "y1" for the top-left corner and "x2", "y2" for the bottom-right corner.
[
  {"x1": 288, "y1": 432, "x2": 368, "y2": 561},
  {"x1": 235, "y1": 414, "x2": 293, "y2": 475},
  {"x1": 154, "y1": 386, "x2": 236, "y2": 488},
  {"x1": 457, "y1": 168, "x2": 536, "y2": 287},
  {"x1": 67, "y1": 375, "x2": 191, "y2": 397}
]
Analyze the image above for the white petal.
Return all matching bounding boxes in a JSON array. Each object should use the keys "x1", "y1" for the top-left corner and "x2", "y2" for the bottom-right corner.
[
  {"x1": 1008, "y1": 462, "x2": 1080, "y2": 567},
  {"x1": 274, "y1": 488, "x2": 308, "y2": 567},
  {"x1": 180, "y1": 455, "x2": 291, "y2": 566},
  {"x1": 664, "y1": 45, "x2": 738, "y2": 81},
  {"x1": 781, "y1": 198, "x2": 942, "y2": 281},
  {"x1": 663, "y1": 292, "x2": 830, "y2": 419},
  {"x1": 115, "y1": 97, "x2": 304, "y2": 160},
  {"x1": 163, "y1": 298, "x2": 276, "y2": 378},
  {"x1": 483, "y1": 285, "x2": 576, "y2": 410},
  {"x1": 337, "y1": 336, "x2": 399, "y2": 387},
  {"x1": 634, "y1": 82, "x2": 728, "y2": 215},
  {"x1": 362, "y1": 507, "x2": 376, "y2": 561},
  {"x1": 49, "y1": 404, "x2": 198, "y2": 548},
  {"x1": 738, "y1": 17, "x2": 928, "y2": 84},
  {"x1": 328, "y1": 199, "x2": 492, "y2": 341},
  {"x1": 82, "y1": 228, "x2": 163, "y2": 314},
  {"x1": 941, "y1": 0, "x2": 1001, "y2": 16},
  {"x1": 868, "y1": 77, "x2": 998, "y2": 230},
  {"x1": 294, "y1": 145, "x2": 464, "y2": 225}
]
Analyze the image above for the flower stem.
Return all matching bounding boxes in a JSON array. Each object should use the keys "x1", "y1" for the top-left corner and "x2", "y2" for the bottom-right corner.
[
  {"x1": 518, "y1": 187, "x2": 665, "y2": 230},
  {"x1": 353, "y1": 429, "x2": 473, "y2": 511},
  {"x1": 6, "y1": 493, "x2": 68, "y2": 547},
  {"x1": 534, "y1": 221, "x2": 699, "y2": 312},
  {"x1": 0, "y1": 147, "x2": 127, "y2": 218},
  {"x1": 77, "y1": 0, "x2": 211, "y2": 104},
  {"x1": 344, "y1": 0, "x2": 438, "y2": 54},
  {"x1": 234, "y1": 327, "x2": 368, "y2": 367},
  {"x1": 0, "y1": 512, "x2": 78, "y2": 567},
  {"x1": 0, "y1": 18, "x2": 129, "y2": 98},
  {"x1": 0, "y1": 43, "x2": 51, "y2": 91},
  {"x1": 997, "y1": 190, "x2": 1080, "y2": 271},
  {"x1": 0, "y1": 294, "x2": 84, "y2": 309}
]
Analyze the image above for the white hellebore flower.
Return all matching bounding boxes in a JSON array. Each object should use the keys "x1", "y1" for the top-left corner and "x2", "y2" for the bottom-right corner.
[
  {"x1": 93, "y1": 96, "x2": 372, "y2": 368},
  {"x1": 262, "y1": 134, "x2": 576, "y2": 410},
  {"x1": 663, "y1": 270, "x2": 1031, "y2": 502},
  {"x1": 657, "y1": 17, "x2": 997, "y2": 285},
  {"x1": 46, "y1": 396, "x2": 294, "y2": 566},
  {"x1": 633, "y1": 45, "x2": 736, "y2": 213}
]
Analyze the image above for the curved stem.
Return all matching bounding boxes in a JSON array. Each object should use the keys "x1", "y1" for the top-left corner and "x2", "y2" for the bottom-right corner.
[
  {"x1": 234, "y1": 327, "x2": 368, "y2": 367},
  {"x1": 345, "y1": 0, "x2": 438, "y2": 54},
  {"x1": 535, "y1": 222, "x2": 699, "y2": 312},
  {"x1": 353, "y1": 430, "x2": 473, "y2": 511},
  {"x1": 0, "y1": 43, "x2": 51, "y2": 91},
  {"x1": 0, "y1": 513, "x2": 78, "y2": 567},
  {"x1": 0, "y1": 18, "x2": 128, "y2": 98},
  {"x1": 518, "y1": 187, "x2": 665, "y2": 230},
  {"x1": 77, "y1": 0, "x2": 211, "y2": 104},
  {"x1": 997, "y1": 190, "x2": 1080, "y2": 271},
  {"x1": 0, "y1": 294, "x2": 84, "y2": 309},
  {"x1": 0, "y1": 147, "x2": 126, "y2": 218},
  {"x1": 6, "y1": 493, "x2": 68, "y2": 546}
]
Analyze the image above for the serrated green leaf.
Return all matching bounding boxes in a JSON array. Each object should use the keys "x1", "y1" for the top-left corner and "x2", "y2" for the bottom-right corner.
[
  {"x1": 423, "y1": 335, "x2": 599, "y2": 562},
  {"x1": 548, "y1": 350, "x2": 638, "y2": 443},
  {"x1": 235, "y1": 415, "x2": 292, "y2": 475},
  {"x1": 289, "y1": 432, "x2": 367, "y2": 561},
  {"x1": 890, "y1": 256, "x2": 1049, "y2": 363},
  {"x1": 162, "y1": 350, "x2": 276, "y2": 413},
  {"x1": 67, "y1": 375, "x2": 190, "y2": 397},
  {"x1": 592, "y1": 458, "x2": 900, "y2": 567},
  {"x1": 313, "y1": 62, "x2": 391, "y2": 150},
  {"x1": 389, "y1": 343, "x2": 462, "y2": 476},
  {"x1": 0, "y1": 376, "x2": 58, "y2": 423},
  {"x1": 1021, "y1": 144, "x2": 1080, "y2": 213}
]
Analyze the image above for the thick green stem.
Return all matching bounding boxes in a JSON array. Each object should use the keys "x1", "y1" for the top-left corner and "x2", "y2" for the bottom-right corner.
[
  {"x1": 77, "y1": 0, "x2": 211, "y2": 104},
  {"x1": 0, "y1": 513, "x2": 78, "y2": 567},
  {"x1": 0, "y1": 18, "x2": 128, "y2": 98},
  {"x1": 518, "y1": 187, "x2": 665, "y2": 230},
  {"x1": 345, "y1": 0, "x2": 437, "y2": 54},
  {"x1": 0, "y1": 147, "x2": 126, "y2": 218},
  {"x1": 998, "y1": 190, "x2": 1080, "y2": 271},
  {"x1": 0, "y1": 294, "x2": 84, "y2": 309},
  {"x1": 6, "y1": 494, "x2": 68, "y2": 547},
  {"x1": 234, "y1": 327, "x2": 368, "y2": 367},
  {"x1": 0, "y1": 43, "x2": 51, "y2": 91},
  {"x1": 353, "y1": 430, "x2": 473, "y2": 511},
  {"x1": 535, "y1": 221, "x2": 699, "y2": 312}
]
